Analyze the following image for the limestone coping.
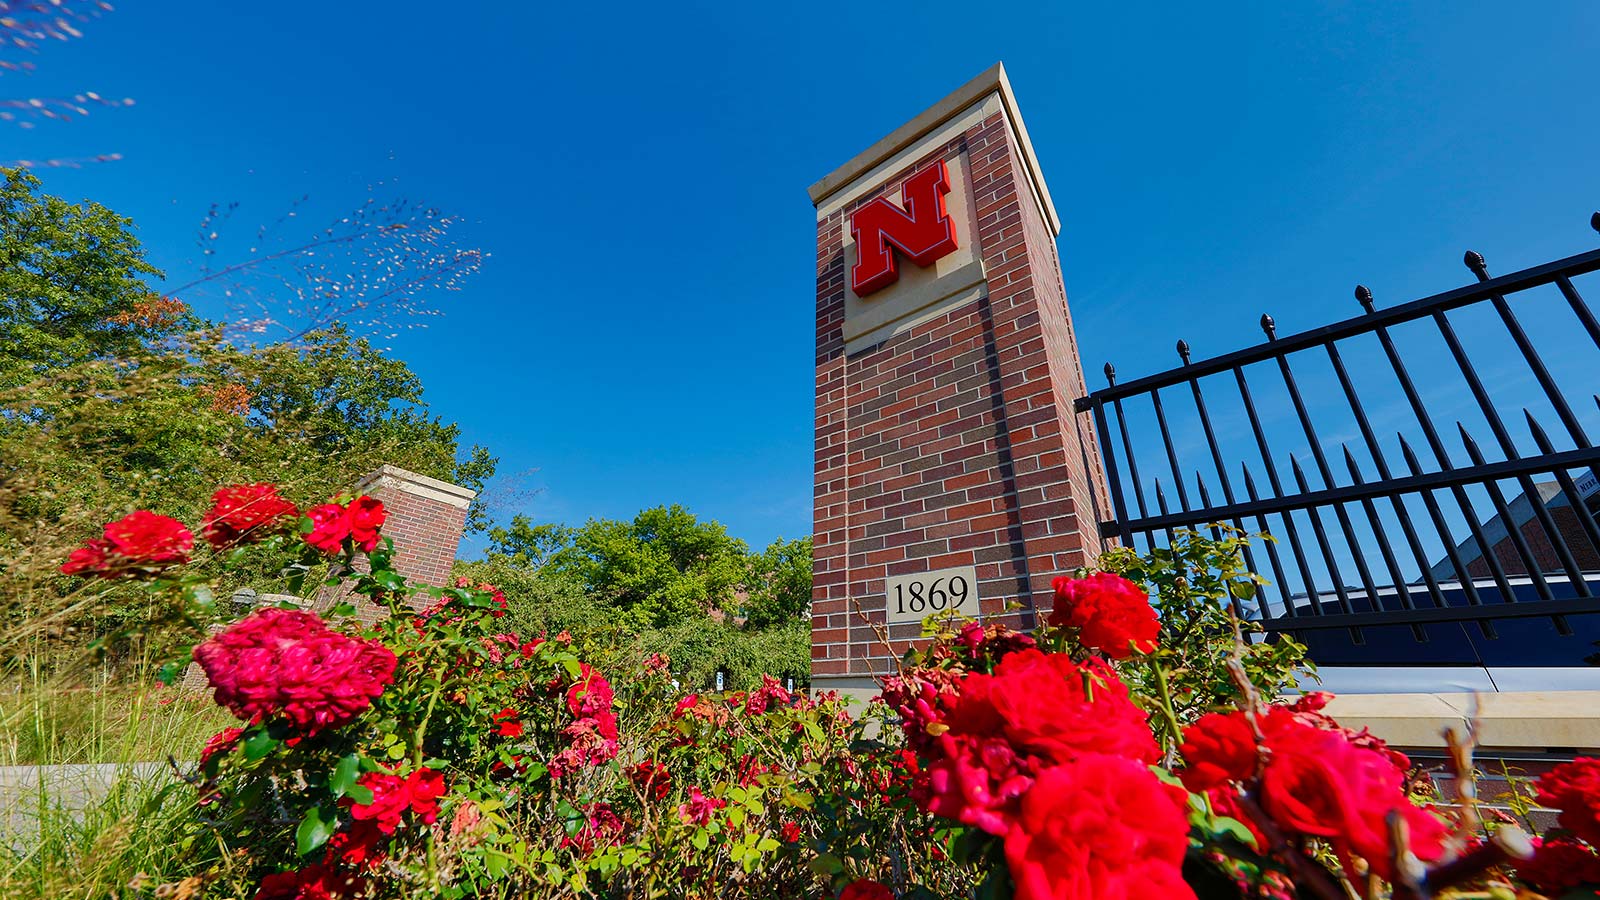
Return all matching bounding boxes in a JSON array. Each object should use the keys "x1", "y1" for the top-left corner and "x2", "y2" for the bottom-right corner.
[
  {"x1": 353, "y1": 464, "x2": 476, "y2": 510},
  {"x1": 807, "y1": 62, "x2": 1062, "y2": 237},
  {"x1": 1322, "y1": 690, "x2": 1600, "y2": 751}
]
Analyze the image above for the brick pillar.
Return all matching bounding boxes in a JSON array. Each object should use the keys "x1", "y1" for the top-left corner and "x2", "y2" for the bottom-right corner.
[
  {"x1": 354, "y1": 465, "x2": 474, "y2": 589},
  {"x1": 809, "y1": 63, "x2": 1111, "y2": 697},
  {"x1": 318, "y1": 465, "x2": 476, "y2": 623}
]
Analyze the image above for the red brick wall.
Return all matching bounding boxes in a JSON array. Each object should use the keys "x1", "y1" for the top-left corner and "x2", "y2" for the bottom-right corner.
[
  {"x1": 1468, "y1": 503, "x2": 1600, "y2": 579},
  {"x1": 322, "y1": 465, "x2": 475, "y2": 623},
  {"x1": 812, "y1": 110, "x2": 1109, "y2": 680}
]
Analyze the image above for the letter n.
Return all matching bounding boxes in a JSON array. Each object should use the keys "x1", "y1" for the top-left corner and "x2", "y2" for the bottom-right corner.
[{"x1": 849, "y1": 160, "x2": 960, "y2": 296}]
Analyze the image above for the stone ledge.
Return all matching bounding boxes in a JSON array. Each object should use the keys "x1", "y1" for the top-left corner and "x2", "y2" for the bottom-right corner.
[
  {"x1": 354, "y1": 464, "x2": 475, "y2": 510},
  {"x1": 1322, "y1": 690, "x2": 1600, "y2": 752}
]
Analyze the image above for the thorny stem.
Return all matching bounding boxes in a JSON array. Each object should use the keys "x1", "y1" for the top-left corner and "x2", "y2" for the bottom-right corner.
[{"x1": 1149, "y1": 655, "x2": 1187, "y2": 756}]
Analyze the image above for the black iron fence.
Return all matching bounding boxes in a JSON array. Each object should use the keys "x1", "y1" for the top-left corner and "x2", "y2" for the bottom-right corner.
[{"x1": 1074, "y1": 213, "x2": 1600, "y2": 662}]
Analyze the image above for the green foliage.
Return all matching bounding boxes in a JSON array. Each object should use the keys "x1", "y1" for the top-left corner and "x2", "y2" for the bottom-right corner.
[
  {"x1": 741, "y1": 536, "x2": 812, "y2": 630},
  {"x1": 0, "y1": 167, "x2": 173, "y2": 392},
  {"x1": 1098, "y1": 527, "x2": 1314, "y2": 747},
  {"x1": 471, "y1": 509, "x2": 812, "y2": 692},
  {"x1": 58, "y1": 527, "x2": 957, "y2": 899},
  {"x1": 542, "y1": 505, "x2": 750, "y2": 629},
  {"x1": 0, "y1": 173, "x2": 497, "y2": 662}
]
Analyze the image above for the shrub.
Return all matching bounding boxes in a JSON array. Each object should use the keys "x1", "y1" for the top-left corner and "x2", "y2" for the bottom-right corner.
[{"x1": 47, "y1": 501, "x2": 1600, "y2": 899}]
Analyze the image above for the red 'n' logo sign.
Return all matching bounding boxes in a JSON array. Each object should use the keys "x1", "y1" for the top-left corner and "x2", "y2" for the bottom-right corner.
[{"x1": 849, "y1": 160, "x2": 960, "y2": 296}]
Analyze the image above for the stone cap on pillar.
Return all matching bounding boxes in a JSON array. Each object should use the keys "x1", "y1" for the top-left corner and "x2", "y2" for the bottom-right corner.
[
  {"x1": 807, "y1": 61, "x2": 1061, "y2": 237},
  {"x1": 353, "y1": 464, "x2": 476, "y2": 510}
]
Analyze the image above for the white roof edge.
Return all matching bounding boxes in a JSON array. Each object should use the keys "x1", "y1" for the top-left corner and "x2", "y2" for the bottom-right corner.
[{"x1": 806, "y1": 62, "x2": 1061, "y2": 236}]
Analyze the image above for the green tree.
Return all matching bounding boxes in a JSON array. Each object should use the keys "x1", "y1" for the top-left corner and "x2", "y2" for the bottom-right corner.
[
  {"x1": 0, "y1": 172, "x2": 498, "y2": 658},
  {"x1": 741, "y1": 536, "x2": 812, "y2": 629},
  {"x1": 486, "y1": 515, "x2": 575, "y2": 571},
  {"x1": 0, "y1": 167, "x2": 175, "y2": 391},
  {"x1": 545, "y1": 505, "x2": 751, "y2": 629}
]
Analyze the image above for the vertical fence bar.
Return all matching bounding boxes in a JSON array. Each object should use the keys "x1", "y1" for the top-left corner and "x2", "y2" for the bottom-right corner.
[
  {"x1": 1465, "y1": 252, "x2": 1592, "y2": 447},
  {"x1": 1150, "y1": 388, "x2": 1191, "y2": 513},
  {"x1": 1234, "y1": 363, "x2": 1325, "y2": 617},
  {"x1": 1178, "y1": 339, "x2": 1263, "y2": 579},
  {"x1": 1554, "y1": 274, "x2": 1600, "y2": 352},
  {"x1": 1330, "y1": 298, "x2": 1445, "y2": 610},
  {"x1": 1343, "y1": 447, "x2": 1430, "y2": 642},
  {"x1": 1363, "y1": 299, "x2": 1485, "y2": 607},
  {"x1": 1090, "y1": 394, "x2": 1134, "y2": 548},
  {"x1": 1430, "y1": 260, "x2": 1589, "y2": 598},
  {"x1": 1264, "y1": 314, "x2": 1373, "y2": 613},
  {"x1": 1456, "y1": 422, "x2": 1551, "y2": 602},
  {"x1": 1241, "y1": 463, "x2": 1300, "y2": 619}
]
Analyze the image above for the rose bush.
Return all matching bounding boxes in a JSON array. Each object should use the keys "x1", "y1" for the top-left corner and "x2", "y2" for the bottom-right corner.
[{"x1": 59, "y1": 507, "x2": 1600, "y2": 899}]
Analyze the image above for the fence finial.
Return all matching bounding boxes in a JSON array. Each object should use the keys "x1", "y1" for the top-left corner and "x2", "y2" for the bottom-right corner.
[
  {"x1": 1103, "y1": 362, "x2": 1116, "y2": 386},
  {"x1": 1341, "y1": 444, "x2": 1365, "y2": 481},
  {"x1": 1176, "y1": 339, "x2": 1191, "y2": 365},
  {"x1": 1457, "y1": 422, "x2": 1484, "y2": 461},
  {"x1": 1260, "y1": 313, "x2": 1277, "y2": 341},
  {"x1": 1464, "y1": 250, "x2": 1489, "y2": 281},
  {"x1": 1524, "y1": 409, "x2": 1555, "y2": 452},
  {"x1": 1591, "y1": 211, "x2": 1600, "y2": 234},
  {"x1": 1355, "y1": 285, "x2": 1375, "y2": 314}
]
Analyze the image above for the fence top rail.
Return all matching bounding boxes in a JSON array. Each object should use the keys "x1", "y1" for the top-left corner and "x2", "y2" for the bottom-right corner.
[{"x1": 1073, "y1": 245, "x2": 1600, "y2": 412}]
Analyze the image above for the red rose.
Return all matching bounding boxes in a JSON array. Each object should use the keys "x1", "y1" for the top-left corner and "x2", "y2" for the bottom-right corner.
[
  {"x1": 60, "y1": 539, "x2": 111, "y2": 576},
  {"x1": 491, "y1": 707, "x2": 524, "y2": 738},
  {"x1": 1257, "y1": 711, "x2": 1447, "y2": 880},
  {"x1": 348, "y1": 767, "x2": 445, "y2": 833},
  {"x1": 678, "y1": 785, "x2": 727, "y2": 826},
  {"x1": 345, "y1": 495, "x2": 386, "y2": 551},
  {"x1": 325, "y1": 820, "x2": 386, "y2": 871},
  {"x1": 201, "y1": 483, "x2": 298, "y2": 549},
  {"x1": 562, "y1": 802, "x2": 625, "y2": 855},
  {"x1": 839, "y1": 879, "x2": 893, "y2": 900},
  {"x1": 199, "y1": 726, "x2": 245, "y2": 767},
  {"x1": 1536, "y1": 757, "x2": 1600, "y2": 847},
  {"x1": 566, "y1": 663, "x2": 614, "y2": 717},
  {"x1": 61, "y1": 510, "x2": 194, "y2": 577},
  {"x1": 629, "y1": 759, "x2": 672, "y2": 801},
  {"x1": 192, "y1": 608, "x2": 396, "y2": 734},
  {"x1": 780, "y1": 820, "x2": 802, "y2": 843},
  {"x1": 1049, "y1": 572, "x2": 1160, "y2": 658},
  {"x1": 1516, "y1": 837, "x2": 1600, "y2": 895},
  {"x1": 1003, "y1": 755, "x2": 1197, "y2": 900},
  {"x1": 405, "y1": 767, "x2": 446, "y2": 824},
  {"x1": 923, "y1": 731, "x2": 1036, "y2": 835},
  {"x1": 252, "y1": 863, "x2": 361, "y2": 900},
  {"x1": 985, "y1": 649, "x2": 1159, "y2": 765},
  {"x1": 303, "y1": 503, "x2": 351, "y2": 554},
  {"x1": 1178, "y1": 711, "x2": 1260, "y2": 791},
  {"x1": 909, "y1": 650, "x2": 1158, "y2": 836}
]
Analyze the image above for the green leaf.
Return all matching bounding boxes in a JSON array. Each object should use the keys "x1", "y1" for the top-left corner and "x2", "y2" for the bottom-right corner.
[
  {"x1": 329, "y1": 754, "x2": 361, "y2": 799},
  {"x1": 485, "y1": 850, "x2": 511, "y2": 879},
  {"x1": 242, "y1": 729, "x2": 278, "y2": 761},
  {"x1": 295, "y1": 806, "x2": 336, "y2": 856},
  {"x1": 807, "y1": 853, "x2": 844, "y2": 876}
]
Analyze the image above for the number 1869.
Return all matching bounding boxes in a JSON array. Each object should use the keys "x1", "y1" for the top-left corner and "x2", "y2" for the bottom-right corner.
[{"x1": 884, "y1": 565, "x2": 979, "y2": 625}]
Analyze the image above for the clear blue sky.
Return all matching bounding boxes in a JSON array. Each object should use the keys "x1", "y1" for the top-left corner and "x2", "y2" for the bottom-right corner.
[{"x1": 8, "y1": 2, "x2": 1600, "y2": 556}]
